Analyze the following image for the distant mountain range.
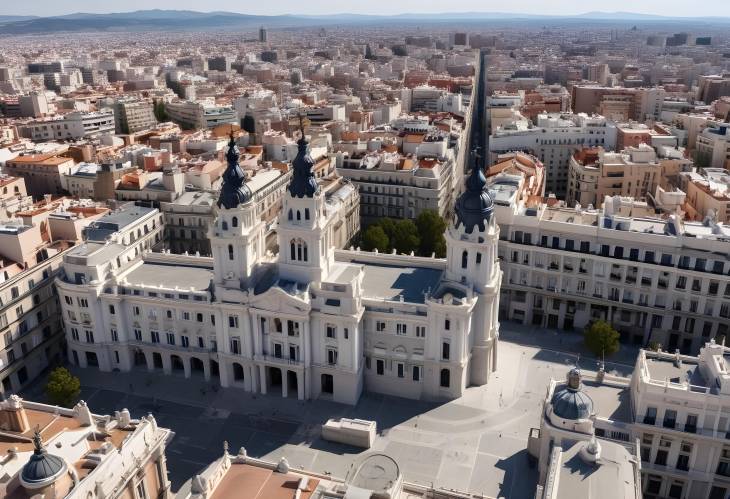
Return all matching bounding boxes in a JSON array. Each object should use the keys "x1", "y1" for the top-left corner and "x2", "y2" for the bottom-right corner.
[{"x1": 1, "y1": 9, "x2": 729, "y2": 35}]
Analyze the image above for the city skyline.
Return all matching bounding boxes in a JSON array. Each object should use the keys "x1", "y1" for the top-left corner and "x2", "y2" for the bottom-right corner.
[{"x1": 5, "y1": 1, "x2": 730, "y2": 18}]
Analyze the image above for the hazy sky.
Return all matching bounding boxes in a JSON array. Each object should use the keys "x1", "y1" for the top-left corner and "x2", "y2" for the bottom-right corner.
[{"x1": 7, "y1": 0, "x2": 730, "y2": 17}]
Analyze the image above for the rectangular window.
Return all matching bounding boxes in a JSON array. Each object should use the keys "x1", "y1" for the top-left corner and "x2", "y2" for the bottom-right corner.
[
  {"x1": 442, "y1": 342, "x2": 450, "y2": 360},
  {"x1": 109, "y1": 304, "x2": 115, "y2": 315},
  {"x1": 134, "y1": 329, "x2": 142, "y2": 341},
  {"x1": 326, "y1": 324, "x2": 336, "y2": 338},
  {"x1": 397, "y1": 363, "x2": 404, "y2": 378},
  {"x1": 644, "y1": 406, "x2": 657, "y2": 425},
  {"x1": 376, "y1": 359, "x2": 384, "y2": 375},
  {"x1": 229, "y1": 315, "x2": 238, "y2": 328},
  {"x1": 166, "y1": 333, "x2": 175, "y2": 345},
  {"x1": 111, "y1": 329, "x2": 118, "y2": 342},
  {"x1": 416, "y1": 326, "x2": 426, "y2": 338},
  {"x1": 444, "y1": 319, "x2": 450, "y2": 330},
  {"x1": 327, "y1": 348, "x2": 338, "y2": 365},
  {"x1": 71, "y1": 328, "x2": 79, "y2": 341},
  {"x1": 85, "y1": 330, "x2": 94, "y2": 343},
  {"x1": 231, "y1": 337, "x2": 241, "y2": 355},
  {"x1": 663, "y1": 409, "x2": 677, "y2": 429},
  {"x1": 376, "y1": 321, "x2": 386, "y2": 332},
  {"x1": 198, "y1": 337, "x2": 205, "y2": 349},
  {"x1": 412, "y1": 365, "x2": 421, "y2": 381},
  {"x1": 166, "y1": 310, "x2": 173, "y2": 319},
  {"x1": 196, "y1": 313, "x2": 203, "y2": 323},
  {"x1": 182, "y1": 311, "x2": 191, "y2": 321},
  {"x1": 396, "y1": 323, "x2": 407, "y2": 336},
  {"x1": 133, "y1": 306, "x2": 141, "y2": 316},
  {"x1": 181, "y1": 336, "x2": 189, "y2": 348},
  {"x1": 151, "y1": 331, "x2": 160, "y2": 344},
  {"x1": 344, "y1": 328, "x2": 349, "y2": 339}
]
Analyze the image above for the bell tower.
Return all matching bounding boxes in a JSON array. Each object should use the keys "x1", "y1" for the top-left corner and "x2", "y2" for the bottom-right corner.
[
  {"x1": 445, "y1": 164, "x2": 501, "y2": 385},
  {"x1": 210, "y1": 133, "x2": 264, "y2": 289},
  {"x1": 277, "y1": 116, "x2": 333, "y2": 283}
]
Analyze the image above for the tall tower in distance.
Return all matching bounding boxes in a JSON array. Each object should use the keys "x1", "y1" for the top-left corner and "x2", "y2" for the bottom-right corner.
[{"x1": 258, "y1": 26, "x2": 268, "y2": 43}]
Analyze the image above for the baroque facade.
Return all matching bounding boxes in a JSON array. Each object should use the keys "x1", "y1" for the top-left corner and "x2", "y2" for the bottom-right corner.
[{"x1": 57, "y1": 133, "x2": 501, "y2": 405}]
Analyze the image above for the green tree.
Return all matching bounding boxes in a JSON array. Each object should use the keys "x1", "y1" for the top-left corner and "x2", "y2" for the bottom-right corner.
[
  {"x1": 583, "y1": 320, "x2": 620, "y2": 358},
  {"x1": 45, "y1": 367, "x2": 81, "y2": 408},
  {"x1": 378, "y1": 218, "x2": 397, "y2": 242},
  {"x1": 391, "y1": 219, "x2": 420, "y2": 254},
  {"x1": 362, "y1": 225, "x2": 389, "y2": 252},
  {"x1": 415, "y1": 210, "x2": 447, "y2": 257}
]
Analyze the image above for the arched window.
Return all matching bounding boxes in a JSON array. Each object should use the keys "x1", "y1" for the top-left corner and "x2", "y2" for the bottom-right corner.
[
  {"x1": 461, "y1": 250, "x2": 468, "y2": 269},
  {"x1": 228, "y1": 244, "x2": 234, "y2": 260},
  {"x1": 296, "y1": 210, "x2": 301, "y2": 221},
  {"x1": 440, "y1": 368, "x2": 450, "y2": 388},
  {"x1": 287, "y1": 209, "x2": 293, "y2": 220},
  {"x1": 290, "y1": 239, "x2": 308, "y2": 262},
  {"x1": 232, "y1": 217, "x2": 238, "y2": 227},
  {"x1": 305, "y1": 208, "x2": 310, "y2": 220}
]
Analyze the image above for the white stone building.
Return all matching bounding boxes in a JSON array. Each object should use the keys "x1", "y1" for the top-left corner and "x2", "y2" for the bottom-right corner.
[
  {"x1": 495, "y1": 196, "x2": 730, "y2": 354},
  {"x1": 57, "y1": 134, "x2": 501, "y2": 405}
]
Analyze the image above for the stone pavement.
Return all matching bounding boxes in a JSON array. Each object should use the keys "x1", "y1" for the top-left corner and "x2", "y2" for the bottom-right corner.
[{"x1": 20, "y1": 322, "x2": 639, "y2": 498}]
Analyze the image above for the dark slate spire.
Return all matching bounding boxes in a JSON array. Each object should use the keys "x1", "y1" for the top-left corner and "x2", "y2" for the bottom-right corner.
[
  {"x1": 288, "y1": 115, "x2": 318, "y2": 198},
  {"x1": 21, "y1": 429, "x2": 67, "y2": 487},
  {"x1": 454, "y1": 164, "x2": 494, "y2": 234},
  {"x1": 217, "y1": 132, "x2": 253, "y2": 209}
]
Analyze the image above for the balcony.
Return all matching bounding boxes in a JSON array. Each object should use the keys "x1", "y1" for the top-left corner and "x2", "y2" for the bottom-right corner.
[
  {"x1": 259, "y1": 354, "x2": 302, "y2": 366},
  {"x1": 643, "y1": 415, "x2": 656, "y2": 425}
]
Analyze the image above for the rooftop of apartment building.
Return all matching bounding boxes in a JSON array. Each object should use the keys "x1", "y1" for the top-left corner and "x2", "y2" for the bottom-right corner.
[
  {"x1": 639, "y1": 341, "x2": 730, "y2": 397},
  {"x1": 681, "y1": 168, "x2": 730, "y2": 201},
  {"x1": 0, "y1": 396, "x2": 171, "y2": 499},
  {"x1": 541, "y1": 438, "x2": 640, "y2": 499},
  {"x1": 82, "y1": 203, "x2": 157, "y2": 242}
]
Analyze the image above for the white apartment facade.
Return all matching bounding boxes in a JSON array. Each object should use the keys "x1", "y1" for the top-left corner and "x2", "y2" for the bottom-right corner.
[
  {"x1": 495, "y1": 197, "x2": 730, "y2": 354},
  {"x1": 19, "y1": 110, "x2": 115, "y2": 141},
  {"x1": 490, "y1": 112, "x2": 617, "y2": 196},
  {"x1": 56, "y1": 137, "x2": 501, "y2": 405}
]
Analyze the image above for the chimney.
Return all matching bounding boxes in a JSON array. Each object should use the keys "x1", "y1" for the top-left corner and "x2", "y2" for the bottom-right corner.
[{"x1": 0, "y1": 395, "x2": 31, "y2": 433}]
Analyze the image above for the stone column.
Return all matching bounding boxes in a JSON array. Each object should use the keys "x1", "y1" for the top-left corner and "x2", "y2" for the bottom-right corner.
[
  {"x1": 259, "y1": 364, "x2": 267, "y2": 395},
  {"x1": 183, "y1": 358, "x2": 191, "y2": 379},
  {"x1": 162, "y1": 354, "x2": 171, "y2": 375},
  {"x1": 282, "y1": 370, "x2": 288, "y2": 398},
  {"x1": 297, "y1": 371, "x2": 305, "y2": 400},
  {"x1": 218, "y1": 359, "x2": 230, "y2": 388}
]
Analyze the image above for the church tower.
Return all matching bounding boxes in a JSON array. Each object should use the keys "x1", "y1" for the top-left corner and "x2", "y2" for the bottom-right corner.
[
  {"x1": 277, "y1": 119, "x2": 334, "y2": 283},
  {"x1": 445, "y1": 164, "x2": 501, "y2": 385},
  {"x1": 210, "y1": 134, "x2": 265, "y2": 289}
]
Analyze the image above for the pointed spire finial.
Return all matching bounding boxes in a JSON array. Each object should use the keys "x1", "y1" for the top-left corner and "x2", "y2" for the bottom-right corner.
[{"x1": 297, "y1": 112, "x2": 305, "y2": 139}]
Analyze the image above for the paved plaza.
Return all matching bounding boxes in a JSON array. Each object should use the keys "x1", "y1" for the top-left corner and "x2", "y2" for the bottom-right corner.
[{"x1": 21, "y1": 323, "x2": 638, "y2": 498}]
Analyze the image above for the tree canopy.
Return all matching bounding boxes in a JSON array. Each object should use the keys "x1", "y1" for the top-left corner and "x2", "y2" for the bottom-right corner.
[
  {"x1": 361, "y1": 210, "x2": 448, "y2": 257},
  {"x1": 583, "y1": 320, "x2": 620, "y2": 358},
  {"x1": 45, "y1": 367, "x2": 81, "y2": 408}
]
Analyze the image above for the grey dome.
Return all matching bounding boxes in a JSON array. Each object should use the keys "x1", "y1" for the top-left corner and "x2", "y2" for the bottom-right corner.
[
  {"x1": 217, "y1": 135, "x2": 253, "y2": 210},
  {"x1": 21, "y1": 431, "x2": 67, "y2": 488},
  {"x1": 551, "y1": 368, "x2": 594, "y2": 420},
  {"x1": 454, "y1": 165, "x2": 494, "y2": 234}
]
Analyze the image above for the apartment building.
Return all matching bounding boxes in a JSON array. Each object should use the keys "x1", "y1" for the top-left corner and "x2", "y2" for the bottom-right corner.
[
  {"x1": 0, "y1": 200, "x2": 111, "y2": 395},
  {"x1": 18, "y1": 110, "x2": 115, "y2": 141},
  {"x1": 4, "y1": 151, "x2": 75, "y2": 199},
  {"x1": 113, "y1": 98, "x2": 158, "y2": 134},
  {"x1": 696, "y1": 124, "x2": 730, "y2": 170},
  {"x1": 0, "y1": 174, "x2": 33, "y2": 221},
  {"x1": 495, "y1": 197, "x2": 730, "y2": 354},
  {"x1": 567, "y1": 145, "x2": 663, "y2": 207},
  {"x1": 533, "y1": 342, "x2": 730, "y2": 499},
  {"x1": 165, "y1": 100, "x2": 237, "y2": 130},
  {"x1": 56, "y1": 136, "x2": 501, "y2": 405},
  {"x1": 0, "y1": 396, "x2": 173, "y2": 499},
  {"x1": 572, "y1": 86, "x2": 666, "y2": 121},
  {"x1": 680, "y1": 168, "x2": 730, "y2": 223},
  {"x1": 490, "y1": 112, "x2": 617, "y2": 197}
]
